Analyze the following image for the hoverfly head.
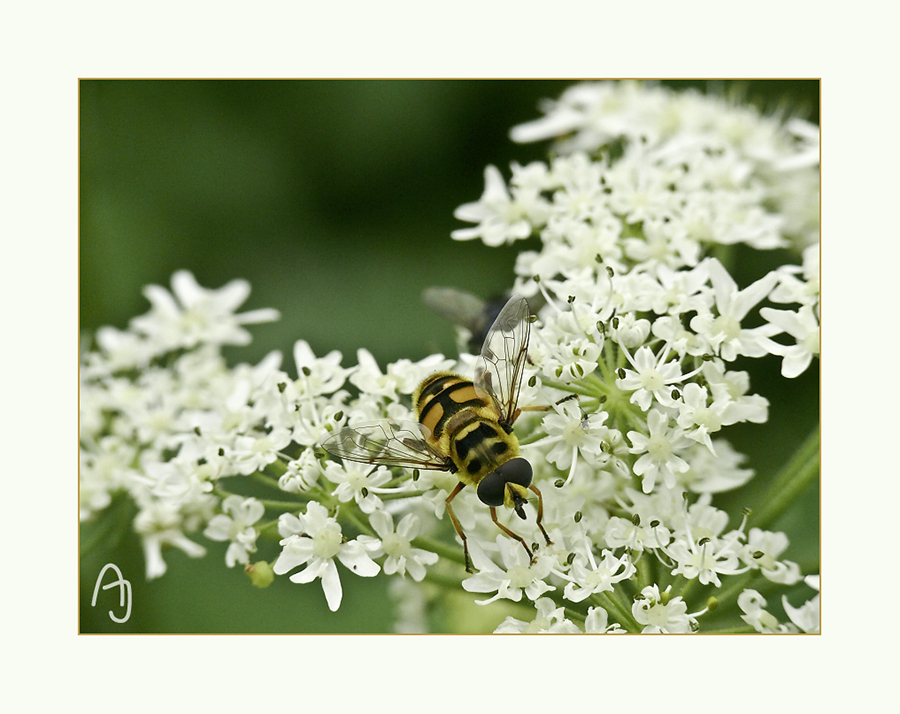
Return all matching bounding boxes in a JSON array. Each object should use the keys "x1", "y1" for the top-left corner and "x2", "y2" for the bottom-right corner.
[{"x1": 476, "y1": 458, "x2": 533, "y2": 517}]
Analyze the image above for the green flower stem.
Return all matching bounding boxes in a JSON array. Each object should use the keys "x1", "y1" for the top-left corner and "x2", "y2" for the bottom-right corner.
[
  {"x1": 583, "y1": 373, "x2": 609, "y2": 396},
  {"x1": 264, "y1": 457, "x2": 288, "y2": 477},
  {"x1": 711, "y1": 243, "x2": 735, "y2": 273},
  {"x1": 80, "y1": 518, "x2": 117, "y2": 558},
  {"x1": 80, "y1": 495, "x2": 135, "y2": 557},
  {"x1": 670, "y1": 573, "x2": 692, "y2": 601},
  {"x1": 593, "y1": 348, "x2": 620, "y2": 386},
  {"x1": 255, "y1": 518, "x2": 282, "y2": 539},
  {"x1": 583, "y1": 371, "x2": 645, "y2": 432},
  {"x1": 517, "y1": 433, "x2": 550, "y2": 447},
  {"x1": 635, "y1": 552, "x2": 653, "y2": 591},
  {"x1": 250, "y1": 471, "x2": 282, "y2": 491},
  {"x1": 381, "y1": 473, "x2": 414, "y2": 489},
  {"x1": 707, "y1": 569, "x2": 762, "y2": 612},
  {"x1": 539, "y1": 378, "x2": 601, "y2": 399},
  {"x1": 248, "y1": 467, "x2": 347, "y2": 516},
  {"x1": 591, "y1": 589, "x2": 640, "y2": 632},
  {"x1": 212, "y1": 486, "x2": 310, "y2": 514},
  {"x1": 412, "y1": 535, "x2": 469, "y2": 568},
  {"x1": 256, "y1": 497, "x2": 310, "y2": 511},
  {"x1": 378, "y1": 489, "x2": 430, "y2": 501},
  {"x1": 421, "y1": 568, "x2": 475, "y2": 591},
  {"x1": 537, "y1": 585, "x2": 637, "y2": 632},
  {"x1": 749, "y1": 425, "x2": 820, "y2": 531},
  {"x1": 703, "y1": 624, "x2": 756, "y2": 634},
  {"x1": 339, "y1": 505, "x2": 377, "y2": 539},
  {"x1": 253, "y1": 463, "x2": 335, "y2": 507}
]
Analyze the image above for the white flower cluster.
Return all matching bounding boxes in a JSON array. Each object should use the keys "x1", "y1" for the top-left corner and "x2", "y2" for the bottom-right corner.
[
  {"x1": 80, "y1": 81, "x2": 819, "y2": 632},
  {"x1": 80, "y1": 270, "x2": 450, "y2": 607},
  {"x1": 452, "y1": 81, "x2": 819, "y2": 633}
]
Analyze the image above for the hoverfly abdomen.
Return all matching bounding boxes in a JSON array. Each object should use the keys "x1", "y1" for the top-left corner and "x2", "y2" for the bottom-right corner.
[{"x1": 414, "y1": 372, "x2": 486, "y2": 439}]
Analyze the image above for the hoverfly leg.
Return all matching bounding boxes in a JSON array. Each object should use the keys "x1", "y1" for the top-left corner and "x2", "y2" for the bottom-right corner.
[
  {"x1": 446, "y1": 482, "x2": 472, "y2": 573},
  {"x1": 528, "y1": 484, "x2": 553, "y2": 547},
  {"x1": 490, "y1": 506, "x2": 535, "y2": 565},
  {"x1": 514, "y1": 393, "x2": 579, "y2": 422}
]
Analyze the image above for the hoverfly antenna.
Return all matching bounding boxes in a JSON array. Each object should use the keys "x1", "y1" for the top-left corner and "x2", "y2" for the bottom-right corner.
[{"x1": 511, "y1": 490, "x2": 528, "y2": 520}]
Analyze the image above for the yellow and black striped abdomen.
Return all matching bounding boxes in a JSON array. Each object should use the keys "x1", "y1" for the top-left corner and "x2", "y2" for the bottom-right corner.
[
  {"x1": 414, "y1": 372, "x2": 484, "y2": 439},
  {"x1": 413, "y1": 371, "x2": 519, "y2": 487}
]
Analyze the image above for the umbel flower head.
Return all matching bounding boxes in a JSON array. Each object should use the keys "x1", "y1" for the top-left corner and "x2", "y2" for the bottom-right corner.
[{"x1": 80, "y1": 81, "x2": 819, "y2": 633}]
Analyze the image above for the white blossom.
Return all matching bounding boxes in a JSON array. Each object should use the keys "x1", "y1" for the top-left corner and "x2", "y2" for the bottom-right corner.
[
  {"x1": 131, "y1": 270, "x2": 279, "y2": 353},
  {"x1": 628, "y1": 409, "x2": 692, "y2": 493},
  {"x1": 494, "y1": 597, "x2": 581, "y2": 633},
  {"x1": 367, "y1": 511, "x2": 438, "y2": 581},
  {"x1": 759, "y1": 305, "x2": 820, "y2": 378},
  {"x1": 203, "y1": 495, "x2": 265, "y2": 567},
  {"x1": 273, "y1": 503, "x2": 380, "y2": 612},
  {"x1": 461, "y1": 537, "x2": 555, "y2": 606},
  {"x1": 632, "y1": 585, "x2": 695, "y2": 633}
]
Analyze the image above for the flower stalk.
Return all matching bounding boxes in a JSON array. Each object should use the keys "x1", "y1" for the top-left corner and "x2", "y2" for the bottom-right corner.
[{"x1": 748, "y1": 426, "x2": 820, "y2": 531}]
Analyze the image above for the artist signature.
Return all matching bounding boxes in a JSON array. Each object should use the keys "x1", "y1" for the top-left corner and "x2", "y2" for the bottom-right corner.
[{"x1": 91, "y1": 563, "x2": 132, "y2": 623}]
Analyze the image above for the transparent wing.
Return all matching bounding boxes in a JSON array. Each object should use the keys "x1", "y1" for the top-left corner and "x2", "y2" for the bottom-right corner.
[
  {"x1": 421, "y1": 286, "x2": 489, "y2": 334},
  {"x1": 474, "y1": 294, "x2": 531, "y2": 424},
  {"x1": 422, "y1": 287, "x2": 520, "y2": 355},
  {"x1": 320, "y1": 420, "x2": 451, "y2": 471}
]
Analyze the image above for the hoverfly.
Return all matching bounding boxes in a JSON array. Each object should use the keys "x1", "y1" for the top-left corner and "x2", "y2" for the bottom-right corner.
[{"x1": 321, "y1": 295, "x2": 550, "y2": 573}]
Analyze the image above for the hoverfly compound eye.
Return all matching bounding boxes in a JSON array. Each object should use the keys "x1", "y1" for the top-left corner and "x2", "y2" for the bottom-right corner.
[
  {"x1": 476, "y1": 458, "x2": 533, "y2": 507},
  {"x1": 476, "y1": 470, "x2": 506, "y2": 507},
  {"x1": 496, "y1": 458, "x2": 532, "y2": 488}
]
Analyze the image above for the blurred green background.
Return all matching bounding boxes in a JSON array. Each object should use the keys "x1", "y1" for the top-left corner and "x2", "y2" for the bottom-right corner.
[{"x1": 80, "y1": 80, "x2": 819, "y2": 633}]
